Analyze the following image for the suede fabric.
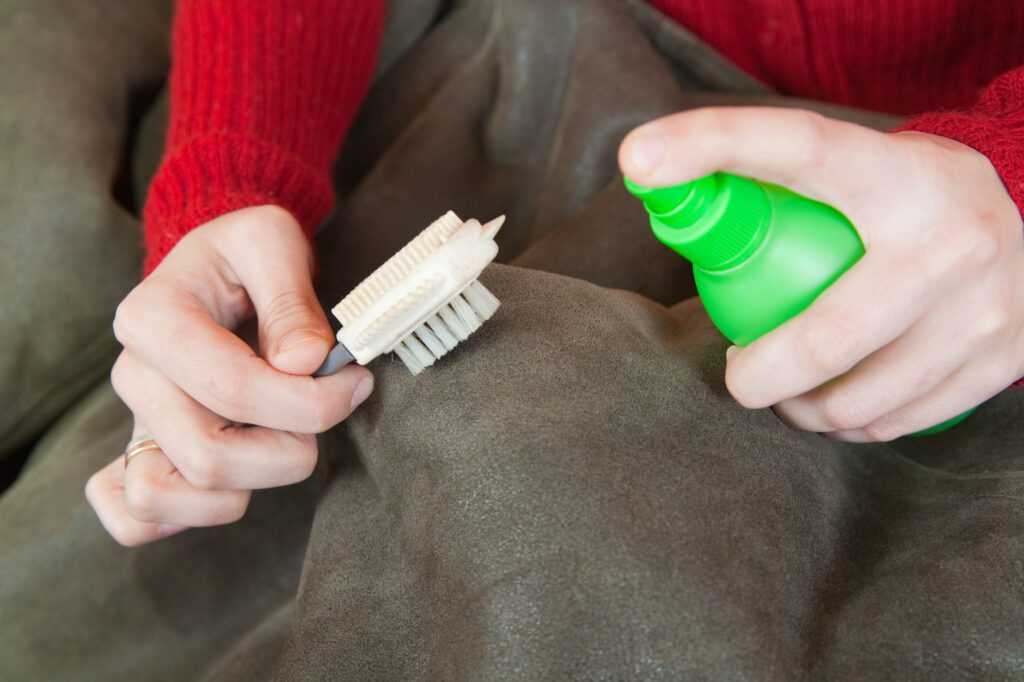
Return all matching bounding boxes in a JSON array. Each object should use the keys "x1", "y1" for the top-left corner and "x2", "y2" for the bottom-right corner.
[
  {"x1": 0, "y1": 0, "x2": 171, "y2": 456},
  {"x1": 1, "y1": 0, "x2": 1022, "y2": 679}
]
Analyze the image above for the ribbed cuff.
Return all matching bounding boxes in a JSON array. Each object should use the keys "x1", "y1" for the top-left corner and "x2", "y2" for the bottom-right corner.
[
  {"x1": 142, "y1": 133, "x2": 334, "y2": 275},
  {"x1": 895, "y1": 112, "x2": 1024, "y2": 220}
]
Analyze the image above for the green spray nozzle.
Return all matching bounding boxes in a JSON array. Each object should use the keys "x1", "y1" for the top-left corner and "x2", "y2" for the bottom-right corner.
[
  {"x1": 624, "y1": 173, "x2": 769, "y2": 271},
  {"x1": 623, "y1": 176, "x2": 697, "y2": 215}
]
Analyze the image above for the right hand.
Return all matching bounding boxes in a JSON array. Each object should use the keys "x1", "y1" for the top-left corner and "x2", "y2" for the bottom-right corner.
[{"x1": 86, "y1": 205, "x2": 374, "y2": 546}]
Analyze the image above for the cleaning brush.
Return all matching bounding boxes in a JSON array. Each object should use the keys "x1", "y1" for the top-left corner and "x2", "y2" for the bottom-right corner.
[{"x1": 313, "y1": 211, "x2": 504, "y2": 377}]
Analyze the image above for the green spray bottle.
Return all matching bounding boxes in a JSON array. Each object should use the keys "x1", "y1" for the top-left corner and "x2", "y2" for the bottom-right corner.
[{"x1": 625, "y1": 172, "x2": 972, "y2": 436}]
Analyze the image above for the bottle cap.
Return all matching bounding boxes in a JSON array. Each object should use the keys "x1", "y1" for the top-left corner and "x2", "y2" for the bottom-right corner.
[{"x1": 625, "y1": 173, "x2": 769, "y2": 271}]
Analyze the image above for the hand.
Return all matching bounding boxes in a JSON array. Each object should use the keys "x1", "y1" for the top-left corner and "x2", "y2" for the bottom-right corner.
[
  {"x1": 86, "y1": 206, "x2": 373, "y2": 545},
  {"x1": 619, "y1": 107, "x2": 1024, "y2": 441}
]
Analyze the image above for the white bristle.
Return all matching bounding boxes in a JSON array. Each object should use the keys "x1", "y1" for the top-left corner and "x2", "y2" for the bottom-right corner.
[
  {"x1": 393, "y1": 341, "x2": 423, "y2": 375},
  {"x1": 414, "y1": 325, "x2": 447, "y2": 358},
  {"x1": 425, "y1": 314, "x2": 459, "y2": 350},
  {"x1": 438, "y1": 304, "x2": 471, "y2": 341},
  {"x1": 401, "y1": 329, "x2": 434, "y2": 368},
  {"x1": 391, "y1": 278, "x2": 501, "y2": 375},
  {"x1": 463, "y1": 280, "x2": 500, "y2": 319},
  {"x1": 393, "y1": 342, "x2": 417, "y2": 374},
  {"x1": 451, "y1": 294, "x2": 482, "y2": 331}
]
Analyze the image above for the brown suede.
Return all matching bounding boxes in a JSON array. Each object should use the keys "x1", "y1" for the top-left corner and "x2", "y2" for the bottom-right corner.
[
  {"x1": 2, "y1": 0, "x2": 1022, "y2": 679},
  {"x1": 0, "y1": 0, "x2": 171, "y2": 457}
]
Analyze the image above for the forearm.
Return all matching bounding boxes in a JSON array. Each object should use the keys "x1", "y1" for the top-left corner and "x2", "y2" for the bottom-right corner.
[{"x1": 144, "y1": 0, "x2": 385, "y2": 274}]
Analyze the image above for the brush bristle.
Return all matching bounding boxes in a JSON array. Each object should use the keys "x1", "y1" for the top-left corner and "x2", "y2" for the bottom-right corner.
[
  {"x1": 334, "y1": 211, "x2": 463, "y2": 326},
  {"x1": 392, "y1": 279, "x2": 500, "y2": 375}
]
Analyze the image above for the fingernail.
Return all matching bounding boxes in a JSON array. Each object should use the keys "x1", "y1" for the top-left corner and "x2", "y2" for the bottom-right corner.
[
  {"x1": 279, "y1": 329, "x2": 323, "y2": 353},
  {"x1": 350, "y1": 378, "x2": 374, "y2": 412},
  {"x1": 157, "y1": 523, "x2": 188, "y2": 537},
  {"x1": 629, "y1": 133, "x2": 665, "y2": 173},
  {"x1": 726, "y1": 345, "x2": 740, "y2": 362}
]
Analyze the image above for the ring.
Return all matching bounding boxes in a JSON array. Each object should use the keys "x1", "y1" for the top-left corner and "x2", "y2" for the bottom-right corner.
[{"x1": 124, "y1": 434, "x2": 162, "y2": 468}]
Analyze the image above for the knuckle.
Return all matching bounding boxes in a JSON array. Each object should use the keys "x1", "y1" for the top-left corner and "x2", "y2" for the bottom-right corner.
[
  {"x1": 961, "y1": 228, "x2": 1001, "y2": 270},
  {"x1": 192, "y1": 430, "x2": 226, "y2": 462},
  {"x1": 112, "y1": 292, "x2": 144, "y2": 346},
  {"x1": 177, "y1": 432, "x2": 227, "y2": 490},
  {"x1": 724, "y1": 366, "x2": 759, "y2": 409},
  {"x1": 819, "y1": 392, "x2": 869, "y2": 432},
  {"x1": 973, "y1": 306, "x2": 1011, "y2": 344},
  {"x1": 863, "y1": 419, "x2": 902, "y2": 442},
  {"x1": 192, "y1": 428, "x2": 223, "y2": 461},
  {"x1": 286, "y1": 435, "x2": 319, "y2": 481},
  {"x1": 699, "y1": 108, "x2": 729, "y2": 136},
  {"x1": 114, "y1": 533, "x2": 147, "y2": 548},
  {"x1": 108, "y1": 526, "x2": 140, "y2": 547},
  {"x1": 123, "y1": 477, "x2": 163, "y2": 522},
  {"x1": 310, "y1": 386, "x2": 342, "y2": 433},
  {"x1": 233, "y1": 205, "x2": 302, "y2": 244},
  {"x1": 690, "y1": 109, "x2": 734, "y2": 158},
  {"x1": 84, "y1": 472, "x2": 104, "y2": 506},
  {"x1": 794, "y1": 110, "x2": 830, "y2": 170},
  {"x1": 204, "y1": 368, "x2": 252, "y2": 422},
  {"x1": 255, "y1": 204, "x2": 298, "y2": 232},
  {"x1": 798, "y1": 319, "x2": 860, "y2": 377},
  {"x1": 109, "y1": 355, "x2": 131, "y2": 400},
  {"x1": 105, "y1": 518, "x2": 146, "y2": 547},
  {"x1": 180, "y1": 450, "x2": 224, "y2": 491},
  {"x1": 217, "y1": 492, "x2": 251, "y2": 525},
  {"x1": 918, "y1": 231, "x2": 968, "y2": 282},
  {"x1": 227, "y1": 496, "x2": 250, "y2": 524}
]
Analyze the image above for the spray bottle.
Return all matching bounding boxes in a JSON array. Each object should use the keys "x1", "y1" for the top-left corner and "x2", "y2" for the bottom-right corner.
[{"x1": 625, "y1": 172, "x2": 972, "y2": 436}]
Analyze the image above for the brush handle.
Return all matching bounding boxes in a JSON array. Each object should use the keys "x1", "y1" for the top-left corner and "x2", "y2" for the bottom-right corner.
[{"x1": 312, "y1": 343, "x2": 356, "y2": 377}]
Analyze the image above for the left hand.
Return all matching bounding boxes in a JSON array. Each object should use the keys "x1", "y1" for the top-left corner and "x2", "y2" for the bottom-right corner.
[
  {"x1": 86, "y1": 206, "x2": 372, "y2": 546},
  {"x1": 619, "y1": 107, "x2": 1024, "y2": 441}
]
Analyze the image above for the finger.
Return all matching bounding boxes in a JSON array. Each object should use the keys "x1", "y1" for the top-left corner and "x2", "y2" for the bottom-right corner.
[
  {"x1": 111, "y1": 352, "x2": 322, "y2": 490},
  {"x1": 85, "y1": 454, "x2": 187, "y2": 547},
  {"x1": 223, "y1": 214, "x2": 335, "y2": 375},
  {"x1": 827, "y1": 363, "x2": 1002, "y2": 442},
  {"x1": 725, "y1": 252, "x2": 932, "y2": 408},
  {"x1": 773, "y1": 312, "x2": 971, "y2": 432},
  {"x1": 122, "y1": 438, "x2": 251, "y2": 527},
  {"x1": 114, "y1": 286, "x2": 373, "y2": 433},
  {"x1": 618, "y1": 106, "x2": 888, "y2": 210}
]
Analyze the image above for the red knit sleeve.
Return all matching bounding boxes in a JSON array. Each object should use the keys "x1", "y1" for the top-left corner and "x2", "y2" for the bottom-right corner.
[
  {"x1": 897, "y1": 66, "x2": 1024, "y2": 220},
  {"x1": 142, "y1": 0, "x2": 385, "y2": 275}
]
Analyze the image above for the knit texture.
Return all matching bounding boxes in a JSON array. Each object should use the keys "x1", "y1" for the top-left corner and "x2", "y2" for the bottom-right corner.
[
  {"x1": 142, "y1": 0, "x2": 384, "y2": 274},
  {"x1": 651, "y1": 0, "x2": 1024, "y2": 224},
  {"x1": 145, "y1": 0, "x2": 1024, "y2": 272},
  {"x1": 650, "y1": 0, "x2": 1024, "y2": 116}
]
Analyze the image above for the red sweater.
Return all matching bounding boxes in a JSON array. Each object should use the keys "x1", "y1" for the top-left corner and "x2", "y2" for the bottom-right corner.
[{"x1": 143, "y1": 0, "x2": 1024, "y2": 274}]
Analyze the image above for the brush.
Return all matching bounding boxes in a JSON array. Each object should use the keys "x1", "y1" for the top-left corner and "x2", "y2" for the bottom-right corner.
[{"x1": 313, "y1": 211, "x2": 504, "y2": 376}]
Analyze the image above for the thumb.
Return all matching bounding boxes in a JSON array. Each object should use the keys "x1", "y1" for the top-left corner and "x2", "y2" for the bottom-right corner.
[
  {"x1": 226, "y1": 211, "x2": 334, "y2": 376},
  {"x1": 255, "y1": 279, "x2": 335, "y2": 375},
  {"x1": 618, "y1": 106, "x2": 887, "y2": 210}
]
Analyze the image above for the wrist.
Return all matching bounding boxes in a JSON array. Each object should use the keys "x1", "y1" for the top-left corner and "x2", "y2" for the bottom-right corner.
[
  {"x1": 894, "y1": 113, "x2": 1024, "y2": 223},
  {"x1": 143, "y1": 134, "x2": 334, "y2": 275}
]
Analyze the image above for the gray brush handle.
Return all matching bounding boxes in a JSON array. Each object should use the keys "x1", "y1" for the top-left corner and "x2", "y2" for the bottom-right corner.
[{"x1": 312, "y1": 343, "x2": 356, "y2": 377}]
